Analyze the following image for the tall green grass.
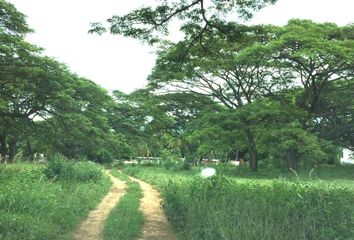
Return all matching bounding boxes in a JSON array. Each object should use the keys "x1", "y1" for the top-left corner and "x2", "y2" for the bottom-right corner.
[
  {"x1": 0, "y1": 162, "x2": 110, "y2": 240},
  {"x1": 103, "y1": 170, "x2": 144, "y2": 240},
  {"x1": 122, "y1": 166, "x2": 354, "y2": 240},
  {"x1": 43, "y1": 154, "x2": 103, "y2": 182}
]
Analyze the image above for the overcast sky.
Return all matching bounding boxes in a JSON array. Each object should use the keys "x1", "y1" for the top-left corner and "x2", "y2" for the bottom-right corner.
[{"x1": 7, "y1": 0, "x2": 354, "y2": 93}]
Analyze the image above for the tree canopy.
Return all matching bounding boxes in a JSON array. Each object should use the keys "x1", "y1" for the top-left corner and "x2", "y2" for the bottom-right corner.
[
  {"x1": 89, "y1": 0, "x2": 278, "y2": 45},
  {"x1": 147, "y1": 19, "x2": 354, "y2": 170},
  {"x1": 1, "y1": 1, "x2": 352, "y2": 172}
]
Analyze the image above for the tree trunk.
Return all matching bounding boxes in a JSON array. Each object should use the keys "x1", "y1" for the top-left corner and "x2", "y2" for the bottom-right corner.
[
  {"x1": 0, "y1": 134, "x2": 6, "y2": 163},
  {"x1": 286, "y1": 148, "x2": 299, "y2": 170},
  {"x1": 235, "y1": 150, "x2": 239, "y2": 161},
  {"x1": 246, "y1": 129, "x2": 258, "y2": 172},
  {"x1": 249, "y1": 148, "x2": 258, "y2": 172},
  {"x1": 26, "y1": 139, "x2": 33, "y2": 161},
  {"x1": 8, "y1": 140, "x2": 17, "y2": 162}
]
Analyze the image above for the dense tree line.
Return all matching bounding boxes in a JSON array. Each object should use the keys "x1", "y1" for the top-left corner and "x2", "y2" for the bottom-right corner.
[
  {"x1": 93, "y1": 0, "x2": 354, "y2": 171},
  {"x1": 0, "y1": 1, "x2": 129, "y2": 162},
  {"x1": 148, "y1": 20, "x2": 354, "y2": 171},
  {"x1": 1, "y1": 0, "x2": 353, "y2": 171}
]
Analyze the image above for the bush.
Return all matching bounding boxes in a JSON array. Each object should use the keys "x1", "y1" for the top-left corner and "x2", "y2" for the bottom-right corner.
[
  {"x1": 43, "y1": 155, "x2": 103, "y2": 182},
  {"x1": 89, "y1": 149, "x2": 114, "y2": 164},
  {"x1": 178, "y1": 160, "x2": 191, "y2": 170},
  {"x1": 161, "y1": 149, "x2": 180, "y2": 170}
]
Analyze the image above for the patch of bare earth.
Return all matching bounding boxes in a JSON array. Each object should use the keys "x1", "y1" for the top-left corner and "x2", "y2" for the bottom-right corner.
[
  {"x1": 129, "y1": 176, "x2": 177, "y2": 240},
  {"x1": 73, "y1": 171, "x2": 126, "y2": 240}
]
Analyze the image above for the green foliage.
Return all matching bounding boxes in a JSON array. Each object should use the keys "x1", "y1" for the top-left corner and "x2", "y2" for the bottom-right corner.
[
  {"x1": 148, "y1": 19, "x2": 354, "y2": 171},
  {"x1": 186, "y1": 100, "x2": 327, "y2": 170},
  {"x1": 88, "y1": 148, "x2": 114, "y2": 164},
  {"x1": 43, "y1": 155, "x2": 103, "y2": 183},
  {"x1": 179, "y1": 160, "x2": 191, "y2": 170},
  {"x1": 104, "y1": 170, "x2": 144, "y2": 240},
  {"x1": 164, "y1": 177, "x2": 354, "y2": 240},
  {"x1": 271, "y1": 20, "x2": 354, "y2": 149},
  {"x1": 1, "y1": 2, "x2": 131, "y2": 163},
  {"x1": 161, "y1": 149, "x2": 180, "y2": 169},
  {"x1": 0, "y1": 0, "x2": 32, "y2": 35},
  {"x1": 0, "y1": 163, "x2": 111, "y2": 240},
  {"x1": 30, "y1": 77, "x2": 128, "y2": 162},
  {"x1": 90, "y1": 0, "x2": 277, "y2": 45},
  {"x1": 122, "y1": 166, "x2": 354, "y2": 240}
]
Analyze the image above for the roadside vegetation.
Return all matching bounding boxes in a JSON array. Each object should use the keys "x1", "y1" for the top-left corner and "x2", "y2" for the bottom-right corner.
[
  {"x1": 0, "y1": 159, "x2": 110, "y2": 240},
  {"x1": 103, "y1": 170, "x2": 143, "y2": 240},
  {"x1": 123, "y1": 164, "x2": 354, "y2": 240}
]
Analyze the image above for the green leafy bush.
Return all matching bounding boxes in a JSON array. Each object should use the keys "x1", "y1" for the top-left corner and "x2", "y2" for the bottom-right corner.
[
  {"x1": 43, "y1": 155, "x2": 103, "y2": 182},
  {"x1": 161, "y1": 149, "x2": 179, "y2": 170},
  {"x1": 178, "y1": 160, "x2": 191, "y2": 170},
  {"x1": 90, "y1": 149, "x2": 114, "y2": 164}
]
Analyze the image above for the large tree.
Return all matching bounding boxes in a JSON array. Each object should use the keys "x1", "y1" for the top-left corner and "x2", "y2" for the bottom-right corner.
[
  {"x1": 271, "y1": 20, "x2": 354, "y2": 150},
  {"x1": 0, "y1": 1, "x2": 41, "y2": 161},
  {"x1": 148, "y1": 20, "x2": 354, "y2": 170},
  {"x1": 29, "y1": 77, "x2": 129, "y2": 163},
  {"x1": 0, "y1": 1, "x2": 130, "y2": 162},
  {"x1": 148, "y1": 24, "x2": 286, "y2": 170},
  {"x1": 186, "y1": 100, "x2": 325, "y2": 170}
]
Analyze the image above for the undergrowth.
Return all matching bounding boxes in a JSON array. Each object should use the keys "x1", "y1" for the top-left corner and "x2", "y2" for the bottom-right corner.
[
  {"x1": 122, "y1": 165, "x2": 354, "y2": 240},
  {"x1": 43, "y1": 154, "x2": 103, "y2": 182},
  {"x1": 0, "y1": 162, "x2": 110, "y2": 240}
]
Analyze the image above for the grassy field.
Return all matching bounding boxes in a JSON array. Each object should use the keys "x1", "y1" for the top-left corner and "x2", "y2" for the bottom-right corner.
[
  {"x1": 2, "y1": 160, "x2": 353, "y2": 240},
  {"x1": 122, "y1": 164, "x2": 354, "y2": 240},
  {"x1": 103, "y1": 170, "x2": 144, "y2": 240},
  {"x1": 0, "y1": 161, "x2": 111, "y2": 240}
]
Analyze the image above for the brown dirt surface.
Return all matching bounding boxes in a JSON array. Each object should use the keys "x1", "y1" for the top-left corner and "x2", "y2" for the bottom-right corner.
[
  {"x1": 73, "y1": 170, "x2": 126, "y2": 240},
  {"x1": 129, "y1": 175, "x2": 177, "y2": 240}
]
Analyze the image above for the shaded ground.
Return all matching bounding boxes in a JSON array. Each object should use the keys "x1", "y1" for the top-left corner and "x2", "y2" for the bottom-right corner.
[
  {"x1": 73, "y1": 171, "x2": 126, "y2": 240},
  {"x1": 129, "y1": 175, "x2": 177, "y2": 240}
]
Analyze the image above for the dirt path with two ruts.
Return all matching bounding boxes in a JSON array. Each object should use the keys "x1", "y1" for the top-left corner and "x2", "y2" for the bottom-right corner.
[{"x1": 73, "y1": 170, "x2": 177, "y2": 240}]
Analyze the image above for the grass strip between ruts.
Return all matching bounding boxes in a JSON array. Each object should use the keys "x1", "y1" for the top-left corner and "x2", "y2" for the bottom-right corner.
[{"x1": 103, "y1": 170, "x2": 144, "y2": 240}]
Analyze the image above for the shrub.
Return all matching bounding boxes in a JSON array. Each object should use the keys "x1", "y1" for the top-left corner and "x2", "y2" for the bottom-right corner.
[
  {"x1": 161, "y1": 149, "x2": 179, "y2": 170},
  {"x1": 96, "y1": 149, "x2": 114, "y2": 164},
  {"x1": 43, "y1": 155, "x2": 103, "y2": 182},
  {"x1": 178, "y1": 160, "x2": 191, "y2": 170}
]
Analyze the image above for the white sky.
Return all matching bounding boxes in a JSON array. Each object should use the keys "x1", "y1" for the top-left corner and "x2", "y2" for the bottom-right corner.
[{"x1": 7, "y1": 0, "x2": 354, "y2": 93}]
